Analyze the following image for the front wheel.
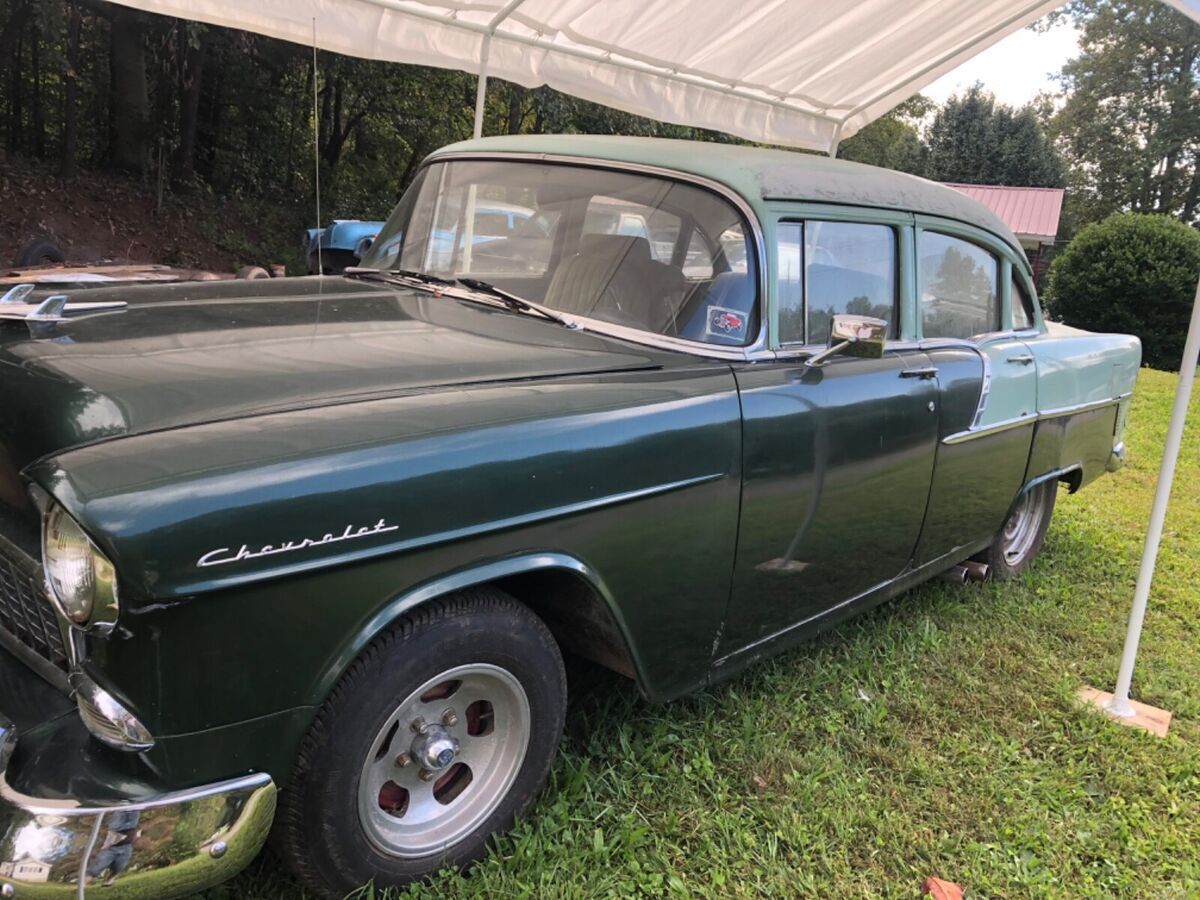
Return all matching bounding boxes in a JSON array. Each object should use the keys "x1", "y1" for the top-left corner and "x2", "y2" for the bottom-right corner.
[
  {"x1": 977, "y1": 481, "x2": 1058, "y2": 579},
  {"x1": 272, "y1": 587, "x2": 566, "y2": 898}
]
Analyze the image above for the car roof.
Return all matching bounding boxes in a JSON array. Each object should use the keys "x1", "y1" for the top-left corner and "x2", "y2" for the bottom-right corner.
[{"x1": 431, "y1": 134, "x2": 1024, "y2": 257}]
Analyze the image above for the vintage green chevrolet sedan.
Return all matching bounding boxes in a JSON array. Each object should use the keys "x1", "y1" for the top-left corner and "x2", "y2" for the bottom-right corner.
[{"x1": 0, "y1": 135, "x2": 1139, "y2": 897}]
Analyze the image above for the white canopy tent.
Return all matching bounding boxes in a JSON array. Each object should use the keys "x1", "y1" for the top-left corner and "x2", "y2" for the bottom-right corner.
[
  {"x1": 101, "y1": 0, "x2": 1083, "y2": 153},
  {"x1": 103, "y1": 0, "x2": 1200, "y2": 725}
]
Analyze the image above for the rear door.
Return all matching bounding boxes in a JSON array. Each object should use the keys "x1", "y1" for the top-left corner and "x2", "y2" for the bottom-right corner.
[{"x1": 912, "y1": 224, "x2": 1039, "y2": 566}]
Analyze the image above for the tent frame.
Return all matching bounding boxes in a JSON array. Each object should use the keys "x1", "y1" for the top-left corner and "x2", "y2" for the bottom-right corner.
[{"x1": 1105, "y1": 276, "x2": 1200, "y2": 718}]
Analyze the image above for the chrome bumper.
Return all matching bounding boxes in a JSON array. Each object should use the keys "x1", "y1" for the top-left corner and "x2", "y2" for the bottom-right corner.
[
  {"x1": 1107, "y1": 440, "x2": 1127, "y2": 472},
  {"x1": 0, "y1": 714, "x2": 275, "y2": 898}
]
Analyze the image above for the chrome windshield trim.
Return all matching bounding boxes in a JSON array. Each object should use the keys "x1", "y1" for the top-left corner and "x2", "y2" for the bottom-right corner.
[{"x1": 416, "y1": 151, "x2": 770, "y2": 362}]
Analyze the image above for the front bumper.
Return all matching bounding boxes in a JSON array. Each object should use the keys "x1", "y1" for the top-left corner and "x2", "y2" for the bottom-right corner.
[
  {"x1": 0, "y1": 693, "x2": 275, "y2": 899},
  {"x1": 0, "y1": 729, "x2": 275, "y2": 897}
]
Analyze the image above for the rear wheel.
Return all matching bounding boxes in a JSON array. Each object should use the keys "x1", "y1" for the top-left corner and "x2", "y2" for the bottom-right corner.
[
  {"x1": 272, "y1": 588, "x2": 566, "y2": 898},
  {"x1": 977, "y1": 481, "x2": 1058, "y2": 579}
]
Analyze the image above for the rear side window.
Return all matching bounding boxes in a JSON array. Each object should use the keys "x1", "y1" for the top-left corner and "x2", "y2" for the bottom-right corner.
[
  {"x1": 919, "y1": 232, "x2": 999, "y2": 339},
  {"x1": 1012, "y1": 274, "x2": 1034, "y2": 330}
]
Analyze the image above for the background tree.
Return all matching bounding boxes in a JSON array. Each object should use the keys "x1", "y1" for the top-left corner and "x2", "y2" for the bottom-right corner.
[
  {"x1": 925, "y1": 85, "x2": 1066, "y2": 187},
  {"x1": 1043, "y1": 213, "x2": 1200, "y2": 369},
  {"x1": 1048, "y1": 0, "x2": 1200, "y2": 226},
  {"x1": 837, "y1": 95, "x2": 931, "y2": 175}
]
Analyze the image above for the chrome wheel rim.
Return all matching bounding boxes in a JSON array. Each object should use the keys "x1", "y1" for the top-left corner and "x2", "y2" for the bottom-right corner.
[
  {"x1": 1001, "y1": 487, "x2": 1046, "y2": 566},
  {"x1": 357, "y1": 663, "x2": 530, "y2": 858}
]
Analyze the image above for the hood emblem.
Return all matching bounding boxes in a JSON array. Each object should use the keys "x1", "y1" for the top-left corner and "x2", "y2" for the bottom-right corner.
[
  {"x1": 0, "y1": 285, "x2": 127, "y2": 323},
  {"x1": 197, "y1": 518, "x2": 399, "y2": 568}
]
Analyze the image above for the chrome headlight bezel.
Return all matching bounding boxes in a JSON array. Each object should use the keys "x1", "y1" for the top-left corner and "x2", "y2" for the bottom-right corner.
[{"x1": 40, "y1": 502, "x2": 119, "y2": 632}]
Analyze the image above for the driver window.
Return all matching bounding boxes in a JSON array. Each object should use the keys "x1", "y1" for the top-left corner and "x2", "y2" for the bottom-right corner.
[{"x1": 805, "y1": 221, "x2": 897, "y2": 344}]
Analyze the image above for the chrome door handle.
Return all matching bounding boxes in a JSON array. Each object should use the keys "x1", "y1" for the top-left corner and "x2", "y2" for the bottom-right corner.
[
  {"x1": 900, "y1": 366, "x2": 938, "y2": 379},
  {"x1": 1007, "y1": 355, "x2": 1035, "y2": 365}
]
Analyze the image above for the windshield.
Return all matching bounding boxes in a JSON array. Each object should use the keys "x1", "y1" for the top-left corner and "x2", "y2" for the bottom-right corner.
[{"x1": 359, "y1": 159, "x2": 759, "y2": 346}]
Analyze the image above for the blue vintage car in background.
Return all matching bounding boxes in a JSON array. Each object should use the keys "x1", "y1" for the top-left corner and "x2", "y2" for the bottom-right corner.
[{"x1": 304, "y1": 220, "x2": 384, "y2": 274}]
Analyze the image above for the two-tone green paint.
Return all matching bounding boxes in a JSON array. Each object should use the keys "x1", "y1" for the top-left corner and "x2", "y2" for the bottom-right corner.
[{"x1": 0, "y1": 137, "x2": 1139, "y2": 829}]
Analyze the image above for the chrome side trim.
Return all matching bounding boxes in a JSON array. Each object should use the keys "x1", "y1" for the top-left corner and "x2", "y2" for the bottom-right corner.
[
  {"x1": 943, "y1": 414, "x2": 1034, "y2": 444},
  {"x1": 421, "y1": 151, "x2": 772, "y2": 361},
  {"x1": 972, "y1": 350, "x2": 993, "y2": 428},
  {"x1": 1039, "y1": 393, "x2": 1133, "y2": 421},
  {"x1": 943, "y1": 393, "x2": 1132, "y2": 445},
  {"x1": 176, "y1": 472, "x2": 725, "y2": 596}
]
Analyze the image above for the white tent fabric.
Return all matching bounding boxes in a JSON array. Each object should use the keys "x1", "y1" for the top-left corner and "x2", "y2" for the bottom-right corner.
[{"x1": 103, "y1": 0, "x2": 1070, "y2": 152}]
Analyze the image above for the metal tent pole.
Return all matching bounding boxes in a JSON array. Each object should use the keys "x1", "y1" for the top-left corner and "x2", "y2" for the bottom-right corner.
[
  {"x1": 1106, "y1": 274, "x2": 1200, "y2": 717},
  {"x1": 472, "y1": 38, "x2": 490, "y2": 140},
  {"x1": 472, "y1": 0, "x2": 528, "y2": 140}
]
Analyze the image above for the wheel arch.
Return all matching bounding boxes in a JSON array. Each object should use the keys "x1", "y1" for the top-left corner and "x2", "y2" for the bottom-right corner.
[
  {"x1": 313, "y1": 552, "x2": 646, "y2": 710},
  {"x1": 1021, "y1": 462, "x2": 1083, "y2": 498}
]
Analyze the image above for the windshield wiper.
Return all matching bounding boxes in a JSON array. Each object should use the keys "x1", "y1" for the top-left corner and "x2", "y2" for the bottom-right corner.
[
  {"x1": 456, "y1": 278, "x2": 581, "y2": 330},
  {"x1": 343, "y1": 266, "x2": 455, "y2": 286}
]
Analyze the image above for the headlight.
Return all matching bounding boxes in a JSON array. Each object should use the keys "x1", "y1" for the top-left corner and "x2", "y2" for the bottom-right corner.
[{"x1": 42, "y1": 503, "x2": 117, "y2": 627}]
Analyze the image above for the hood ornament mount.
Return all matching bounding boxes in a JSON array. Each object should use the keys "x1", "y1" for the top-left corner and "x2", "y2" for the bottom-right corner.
[{"x1": 0, "y1": 284, "x2": 127, "y2": 327}]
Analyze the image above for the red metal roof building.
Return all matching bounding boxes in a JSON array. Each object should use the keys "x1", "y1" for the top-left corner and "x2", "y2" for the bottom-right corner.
[{"x1": 943, "y1": 183, "x2": 1065, "y2": 283}]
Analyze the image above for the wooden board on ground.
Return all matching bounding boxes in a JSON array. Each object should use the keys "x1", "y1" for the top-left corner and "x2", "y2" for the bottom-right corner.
[
  {"x1": 0, "y1": 264, "x2": 232, "y2": 286},
  {"x1": 1077, "y1": 686, "x2": 1172, "y2": 737}
]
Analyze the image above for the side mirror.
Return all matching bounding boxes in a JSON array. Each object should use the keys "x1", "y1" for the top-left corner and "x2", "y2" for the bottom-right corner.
[{"x1": 804, "y1": 314, "x2": 888, "y2": 368}]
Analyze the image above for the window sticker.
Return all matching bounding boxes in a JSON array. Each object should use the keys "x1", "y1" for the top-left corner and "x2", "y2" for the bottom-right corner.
[{"x1": 705, "y1": 305, "x2": 748, "y2": 340}]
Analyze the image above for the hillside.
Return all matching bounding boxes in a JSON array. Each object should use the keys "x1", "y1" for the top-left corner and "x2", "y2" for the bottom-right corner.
[{"x1": 0, "y1": 156, "x2": 310, "y2": 275}]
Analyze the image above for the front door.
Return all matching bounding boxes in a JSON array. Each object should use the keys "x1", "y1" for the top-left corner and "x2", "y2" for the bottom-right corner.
[{"x1": 718, "y1": 350, "x2": 941, "y2": 655}]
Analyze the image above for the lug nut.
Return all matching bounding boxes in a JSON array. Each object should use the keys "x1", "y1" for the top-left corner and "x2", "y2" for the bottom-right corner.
[
  {"x1": 442, "y1": 708, "x2": 458, "y2": 727},
  {"x1": 418, "y1": 768, "x2": 434, "y2": 782},
  {"x1": 394, "y1": 751, "x2": 411, "y2": 768},
  {"x1": 410, "y1": 716, "x2": 427, "y2": 734}
]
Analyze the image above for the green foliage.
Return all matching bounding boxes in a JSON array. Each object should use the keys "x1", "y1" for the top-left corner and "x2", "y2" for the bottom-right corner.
[
  {"x1": 837, "y1": 96, "x2": 931, "y2": 175},
  {"x1": 925, "y1": 85, "x2": 1066, "y2": 188},
  {"x1": 1049, "y1": 0, "x2": 1200, "y2": 226},
  {"x1": 1044, "y1": 213, "x2": 1200, "y2": 370}
]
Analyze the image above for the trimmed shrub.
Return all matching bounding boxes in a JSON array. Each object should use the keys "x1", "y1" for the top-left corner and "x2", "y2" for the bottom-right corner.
[{"x1": 1043, "y1": 213, "x2": 1200, "y2": 371}]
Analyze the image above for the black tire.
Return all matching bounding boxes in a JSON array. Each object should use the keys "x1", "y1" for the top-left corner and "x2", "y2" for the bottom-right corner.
[
  {"x1": 14, "y1": 238, "x2": 65, "y2": 268},
  {"x1": 272, "y1": 587, "x2": 566, "y2": 898},
  {"x1": 307, "y1": 248, "x2": 358, "y2": 275},
  {"x1": 976, "y1": 481, "x2": 1058, "y2": 580}
]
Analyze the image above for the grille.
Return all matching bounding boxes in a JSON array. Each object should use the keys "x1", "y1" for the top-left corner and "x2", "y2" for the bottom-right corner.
[{"x1": 0, "y1": 539, "x2": 68, "y2": 671}]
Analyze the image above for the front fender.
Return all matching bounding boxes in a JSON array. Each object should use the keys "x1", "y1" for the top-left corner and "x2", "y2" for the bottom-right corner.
[
  {"x1": 314, "y1": 551, "x2": 643, "y2": 705},
  {"x1": 29, "y1": 365, "x2": 742, "y2": 738}
]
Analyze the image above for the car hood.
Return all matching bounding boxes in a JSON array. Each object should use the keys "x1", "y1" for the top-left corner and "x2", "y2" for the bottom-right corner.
[{"x1": 0, "y1": 276, "x2": 665, "y2": 480}]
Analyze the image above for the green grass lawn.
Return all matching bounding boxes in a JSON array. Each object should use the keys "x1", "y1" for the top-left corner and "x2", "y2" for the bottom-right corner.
[{"x1": 210, "y1": 367, "x2": 1199, "y2": 899}]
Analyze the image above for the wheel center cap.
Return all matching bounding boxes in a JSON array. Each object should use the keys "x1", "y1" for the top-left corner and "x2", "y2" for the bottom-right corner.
[{"x1": 411, "y1": 723, "x2": 458, "y2": 771}]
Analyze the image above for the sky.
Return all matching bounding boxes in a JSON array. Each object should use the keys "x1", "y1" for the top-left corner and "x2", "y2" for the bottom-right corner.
[{"x1": 924, "y1": 19, "x2": 1081, "y2": 107}]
